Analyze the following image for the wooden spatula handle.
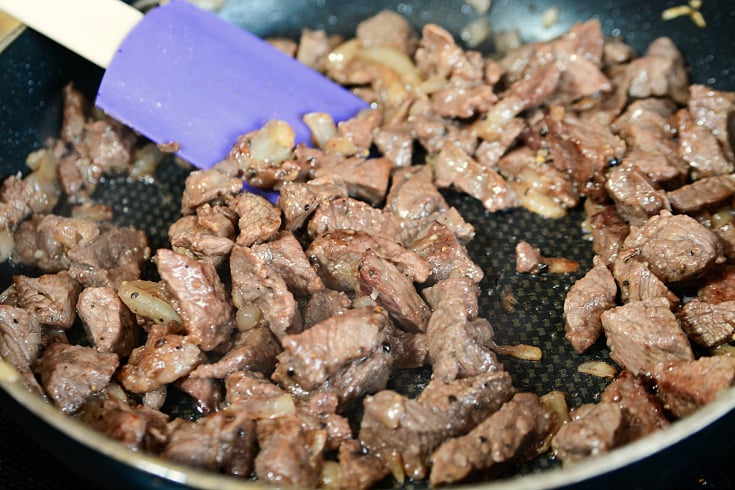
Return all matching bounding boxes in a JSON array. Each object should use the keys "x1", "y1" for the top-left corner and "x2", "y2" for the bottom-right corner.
[{"x1": 0, "y1": 0, "x2": 142, "y2": 68}]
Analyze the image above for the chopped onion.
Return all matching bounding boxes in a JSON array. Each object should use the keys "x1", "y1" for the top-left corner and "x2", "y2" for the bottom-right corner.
[
  {"x1": 118, "y1": 280, "x2": 182, "y2": 325},
  {"x1": 304, "y1": 112, "x2": 338, "y2": 148},
  {"x1": 578, "y1": 360, "x2": 618, "y2": 378},
  {"x1": 492, "y1": 343, "x2": 543, "y2": 361},
  {"x1": 235, "y1": 304, "x2": 262, "y2": 331}
]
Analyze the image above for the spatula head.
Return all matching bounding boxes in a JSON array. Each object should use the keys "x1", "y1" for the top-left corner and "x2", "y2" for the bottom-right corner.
[{"x1": 96, "y1": 0, "x2": 368, "y2": 169}]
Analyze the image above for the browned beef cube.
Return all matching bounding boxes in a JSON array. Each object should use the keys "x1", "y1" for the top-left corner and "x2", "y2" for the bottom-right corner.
[
  {"x1": 651, "y1": 355, "x2": 735, "y2": 418},
  {"x1": 272, "y1": 306, "x2": 391, "y2": 408},
  {"x1": 336, "y1": 439, "x2": 390, "y2": 490},
  {"x1": 175, "y1": 376, "x2": 223, "y2": 415},
  {"x1": 667, "y1": 174, "x2": 735, "y2": 214},
  {"x1": 604, "y1": 164, "x2": 669, "y2": 226},
  {"x1": 551, "y1": 402, "x2": 623, "y2": 463},
  {"x1": 676, "y1": 108, "x2": 733, "y2": 179},
  {"x1": 254, "y1": 414, "x2": 322, "y2": 487},
  {"x1": 12, "y1": 215, "x2": 99, "y2": 272},
  {"x1": 301, "y1": 288, "x2": 352, "y2": 328},
  {"x1": 677, "y1": 299, "x2": 735, "y2": 348},
  {"x1": 168, "y1": 204, "x2": 235, "y2": 267},
  {"x1": 12, "y1": 271, "x2": 81, "y2": 329},
  {"x1": 0, "y1": 305, "x2": 44, "y2": 396},
  {"x1": 181, "y1": 169, "x2": 243, "y2": 215},
  {"x1": 278, "y1": 179, "x2": 347, "y2": 231},
  {"x1": 385, "y1": 165, "x2": 447, "y2": 222},
  {"x1": 67, "y1": 225, "x2": 150, "y2": 289},
  {"x1": 358, "y1": 250, "x2": 431, "y2": 333},
  {"x1": 164, "y1": 408, "x2": 256, "y2": 477},
  {"x1": 230, "y1": 244, "x2": 302, "y2": 339},
  {"x1": 612, "y1": 253, "x2": 679, "y2": 309},
  {"x1": 190, "y1": 327, "x2": 280, "y2": 379},
  {"x1": 622, "y1": 211, "x2": 724, "y2": 284},
  {"x1": 307, "y1": 196, "x2": 405, "y2": 243},
  {"x1": 626, "y1": 37, "x2": 688, "y2": 104},
  {"x1": 228, "y1": 191, "x2": 282, "y2": 246},
  {"x1": 88, "y1": 398, "x2": 169, "y2": 452},
  {"x1": 40, "y1": 343, "x2": 119, "y2": 413},
  {"x1": 600, "y1": 371, "x2": 669, "y2": 444},
  {"x1": 601, "y1": 297, "x2": 693, "y2": 375},
  {"x1": 687, "y1": 84, "x2": 735, "y2": 163},
  {"x1": 252, "y1": 231, "x2": 324, "y2": 297},
  {"x1": 120, "y1": 323, "x2": 202, "y2": 394},
  {"x1": 410, "y1": 222, "x2": 483, "y2": 285},
  {"x1": 698, "y1": 265, "x2": 735, "y2": 304},
  {"x1": 77, "y1": 286, "x2": 138, "y2": 356},
  {"x1": 564, "y1": 256, "x2": 617, "y2": 353},
  {"x1": 585, "y1": 203, "x2": 629, "y2": 266},
  {"x1": 429, "y1": 392, "x2": 551, "y2": 486},
  {"x1": 156, "y1": 248, "x2": 234, "y2": 351},
  {"x1": 313, "y1": 156, "x2": 392, "y2": 206}
]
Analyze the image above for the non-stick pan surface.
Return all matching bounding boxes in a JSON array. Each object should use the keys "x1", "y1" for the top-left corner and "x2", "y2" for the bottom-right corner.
[{"x1": 1, "y1": 1, "x2": 735, "y2": 489}]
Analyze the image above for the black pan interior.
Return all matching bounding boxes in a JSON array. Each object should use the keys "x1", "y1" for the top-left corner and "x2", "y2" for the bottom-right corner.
[{"x1": 1, "y1": 1, "x2": 734, "y2": 489}]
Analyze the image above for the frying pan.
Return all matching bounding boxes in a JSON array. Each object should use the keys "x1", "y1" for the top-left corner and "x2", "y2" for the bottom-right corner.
[{"x1": 1, "y1": 1, "x2": 735, "y2": 489}]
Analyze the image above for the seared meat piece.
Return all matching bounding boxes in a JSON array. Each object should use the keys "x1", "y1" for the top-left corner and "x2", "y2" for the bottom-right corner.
[
  {"x1": 156, "y1": 248, "x2": 234, "y2": 351},
  {"x1": 586, "y1": 203, "x2": 630, "y2": 266},
  {"x1": 600, "y1": 371, "x2": 669, "y2": 443},
  {"x1": 627, "y1": 37, "x2": 688, "y2": 104},
  {"x1": 228, "y1": 191, "x2": 281, "y2": 247},
  {"x1": 373, "y1": 126, "x2": 413, "y2": 168},
  {"x1": 176, "y1": 375, "x2": 223, "y2": 415},
  {"x1": 651, "y1": 355, "x2": 735, "y2": 418},
  {"x1": 337, "y1": 108, "x2": 382, "y2": 153},
  {"x1": 88, "y1": 398, "x2": 168, "y2": 452},
  {"x1": 667, "y1": 174, "x2": 735, "y2": 213},
  {"x1": 12, "y1": 271, "x2": 81, "y2": 329},
  {"x1": 307, "y1": 230, "x2": 430, "y2": 292},
  {"x1": 12, "y1": 214, "x2": 99, "y2": 272},
  {"x1": 168, "y1": 204, "x2": 235, "y2": 267},
  {"x1": 476, "y1": 118, "x2": 526, "y2": 169},
  {"x1": 385, "y1": 165, "x2": 447, "y2": 221},
  {"x1": 604, "y1": 164, "x2": 669, "y2": 226},
  {"x1": 225, "y1": 369, "x2": 291, "y2": 407},
  {"x1": 432, "y1": 141, "x2": 519, "y2": 213},
  {"x1": 601, "y1": 297, "x2": 693, "y2": 375},
  {"x1": 676, "y1": 108, "x2": 733, "y2": 179},
  {"x1": 41, "y1": 343, "x2": 119, "y2": 413},
  {"x1": 622, "y1": 211, "x2": 724, "y2": 283},
  {"x1": 0, "y1": 175, "x2": 33, "y2": 228},
  {"x1": 180, "y1": 169, "x2": 243, "y2": 215},
  {"x1": 301, "y1": 288, "x2": 352, "y2": 328},
  {"x1": 278, "y1": 178, "x2": 347, "y2": 231},
  {"x1": 698, "y1": 265, "x2": 735, "y2": 304},
  {"x1": 431, "y1": 207, "x2": 476, "y2": 245},
  {"x1": 515, "y1": 240, "x2": 544, "y2": 274},
  {"x1": 164, "y1": 407, "x2": 257, "y2": 477},
  {"x1": 120, "y1": 324, "x2": 202, "y2": 393},
  {"x1": 423, "y1": 277, "x2": 499, "y2": 381},
  {"x1": 77, "y1": 286, "x2": 138, "y2": 356},
  {"x1": 386, "y1": 326, "x2": 430, "y2": 369},
  {"x1": 296, "y1": 28, "x2": 332, "y2": 70},
  {"x1": 359, "y1": 370, "x2": 514, "y2": 481},
  {"x1": 255, "y1": 414, "x2": 322, "y2": 487},
  {"x1": 190, "y1": 327, "x2": 281, "y2": 379},
  {"x1": 67, "y1": 225, "x2": 150, "y2": 289},
  {"x1": 358, "y1": 251, "x2": 431, "y2": 333},
  {"x1": 410, "y1": 222, "x2": 484, "y2": 285},
  {"x1": 550, "y1": 20, "x2": 611, "y2": 105},
  {"x1": 429, "y1": 392, "x2": 551, "y2": 486},
  {"x1": 526, "y1": 110, "x2": 626, "y2": 201},
  {"x1": 313, "y1": 156, "x2": 392, "y2": 206},
  {"x1": 296, "y1": 392, "x2": 353, "y2": 451},
  {"x1": 417, "y1": 370, "x2": 515, "y2": 434},
  {"x1": 252, "y1": 231, "x2": 324, "y2": 297},
  {"x1": 337, "y1": 439, "x2": 390, "y2": 490},
  {"x1": 272, "y1": 307, "x2": 392, "y2": 407},
  {"x1": 357, "y1": 9, "x2": 417, "y2": 55},
  {"x1": 564, "y1": 256, "x2": 617, "y2": 353},
  {"x1": 551, "y1": 402, "x2": 623, "y2": 463},
  {"x1": 612, "y1": 98, "x2": 686, "y2": 183},
  {"x1": 0, "y1": 305, "x2": 44, "y2": 396},
  {"x1": 307, "y1": 196, "x2": 406, "y2": 243},
  {"x1": 230, "y1": 244, "x2": 302, "y2": 339},
  {"x1": 687, "y1": 84, "x2": 735, "y2": 163},
  {"x1": 612, "y1": 253, "x2": 679, "y2": 309},
  {"x1": 677, "y1": 299, "x2": 735, "y2": 348}
]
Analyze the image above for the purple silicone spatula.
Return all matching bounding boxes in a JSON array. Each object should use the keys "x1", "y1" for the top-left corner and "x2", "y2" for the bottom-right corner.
[{"x1": 0, "y1": 0, "x2": 368, "y2": 169}]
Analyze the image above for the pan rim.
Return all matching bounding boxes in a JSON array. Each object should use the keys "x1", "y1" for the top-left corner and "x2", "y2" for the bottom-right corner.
[{"x1": 1, "y1": 358, "x2": 733, "y2": 490}]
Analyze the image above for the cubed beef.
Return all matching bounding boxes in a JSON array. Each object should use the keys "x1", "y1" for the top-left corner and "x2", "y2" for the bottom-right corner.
[
  {"x1": 612, "y1": 253, "x2": 679, "y2": 308},
  {"x1": 168, "y1": 204, "x2": 235, "y2": 267},
  {"x1": 181, "y1": 169, "x2": 243, "y2": 215},
  {"x1": 0, "y1": 305, "x2": 44, "y2": 396},
  {"x1": 585, "y1": 203, "x2": 629, "y2": 266},
  {"x1": 88, "y1": 398, "x2": 168, "y2": 452},
  {"x1": 229, "y1": 191, "x2": 282, "y2": 246},
  {"x1": 600, "y1": 371, "x2": 669, "y2": 443},
  {"x1": 12, "y1": 271, "x2": 81, "y2": 329},
  {"x1": 77, "y1": 286, "x2": 138, "y2": 356},
  {"x1": 306, "y1": 196, "x2": 406, "y2": 243},
  {"x1": 604, "y1": 164, "x2": 670, "y2": 226},
  {"x1": 278, "y1": 179, "x2": 347, "y2": 231},
  {"x1": 190, "y1": 327, "x2": 280, "y2": 379},
  {"x1": 601, "y1": 297, "x2": 693, "y2": 375},
  {"x1": 252, "y1": 231, "x2": 324, "y2": 297},
  {"x1": 12, "y1": 215, "x2": 99, "y2": 272},
  {"x1": 551, "y1": 402, "x2": 623, "y2": 463},
  {"x1": 40, "y1": 343, "x2": 119, "y2": 413},
  {"x1": 409, "y1": 222, "x2": 484, "y2": 285},
  {"x1": 627, "y1": 37, "x2": 688, "y2": 104},
  {"x1": 301, "y1": 288, "x2": 352, "y2": 328},
  {"x1": 651, "y1": 355, "x2": 735, "y2": 418},
  {"x1": 313, "y1": 156, "x2": 392, "y2": 206},
  {"x1": 564, "y1": 256, "x2": 617, "y2": 353},
  {"x1": 156, "y1": 248, "x2": 234, "y2": 351}
]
